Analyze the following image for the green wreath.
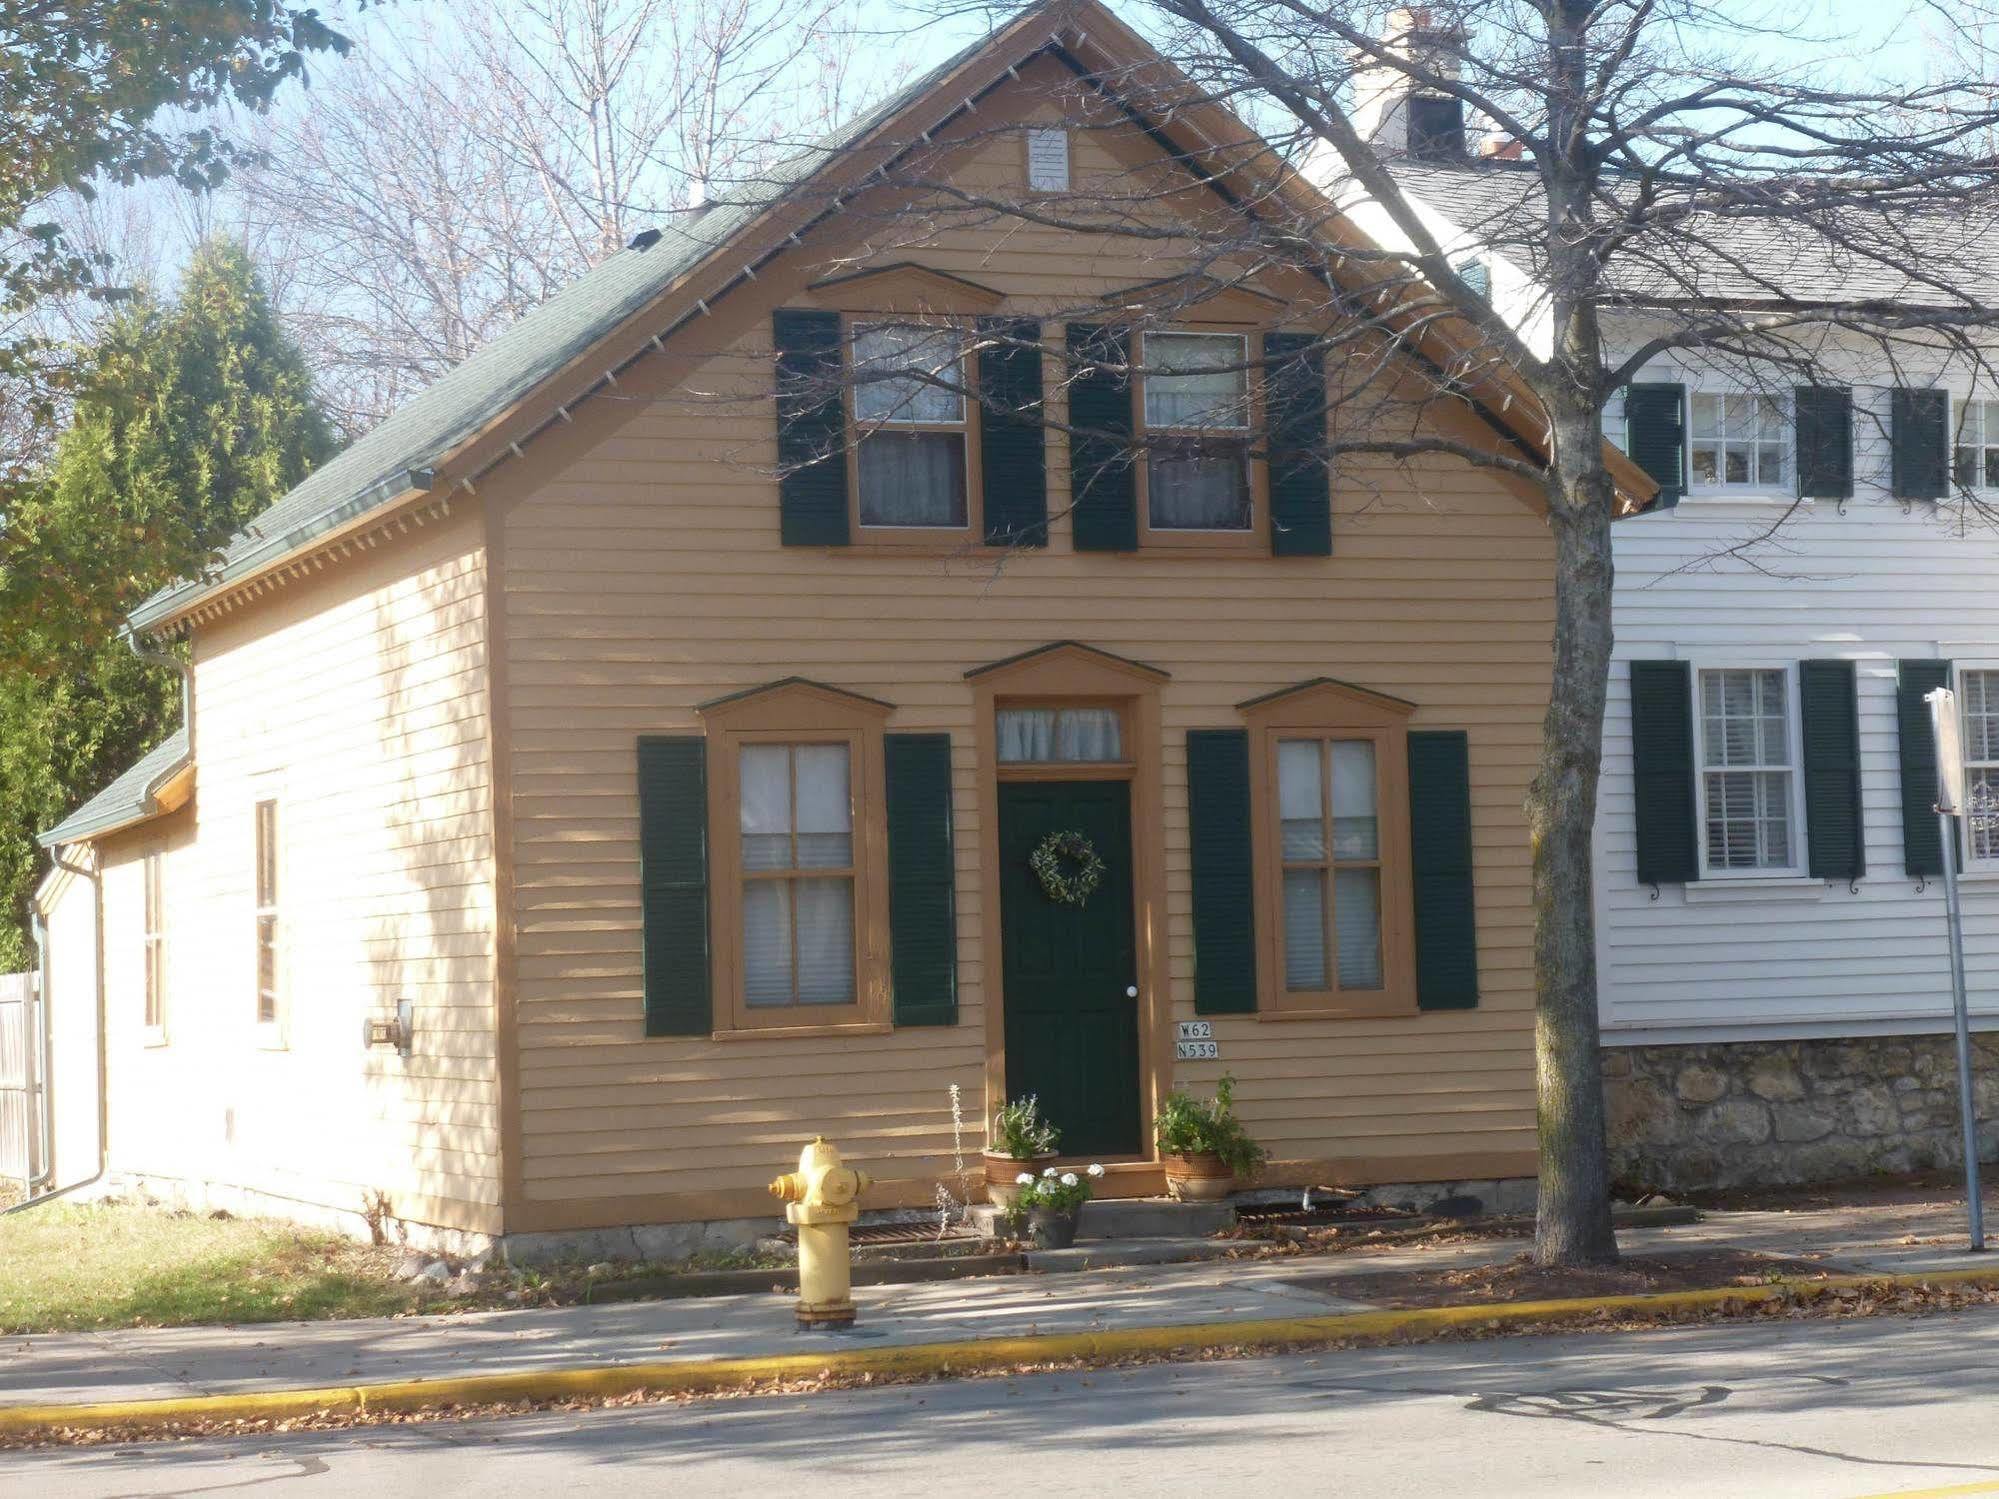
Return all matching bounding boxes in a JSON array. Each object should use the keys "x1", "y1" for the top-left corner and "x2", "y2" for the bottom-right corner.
[{"x1": 1030, "y1": 830, "x2": 1106, "y2": 906}]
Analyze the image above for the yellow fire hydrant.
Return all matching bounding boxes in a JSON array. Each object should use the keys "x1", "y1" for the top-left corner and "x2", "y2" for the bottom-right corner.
[{"x1": 769, "y1": 1136, "x2": 872, "y2": 1328}]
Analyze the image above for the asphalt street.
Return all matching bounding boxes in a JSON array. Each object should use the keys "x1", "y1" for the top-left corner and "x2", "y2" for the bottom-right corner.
[{"x1": 14, "y1": 1307, "x2": 1999, "y2": 1498}]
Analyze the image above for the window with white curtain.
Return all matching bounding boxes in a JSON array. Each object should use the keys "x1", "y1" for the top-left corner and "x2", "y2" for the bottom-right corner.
[
  {"x1": 1142, "y1": 331, "x2": 1251, "y2": 531},
  {"x1": 739, "y1": 742, "x2": 857, "y2": 1006},
  {"x1": 1277, "y1": 737, "x2": 1383, "y2": 991},
  {"x1": 995, "y1": 706, "x2": 1124, "y2": 763},
  {"x1": 1961, "y1": 670, "x2": 1999, "y2": 866},
  {"x1": 853, "y1": 323, "x2": 969, "y2": 528},
  {"x1": 1696, "y1": 668, "x2": 1799, "y2": 873},
  {"x1": 1955, "y1": 401, "x2": 1999, "y2": 491},
  {"x1": 1688, "y1": 393, "x2": 1787, "y2": 490}
]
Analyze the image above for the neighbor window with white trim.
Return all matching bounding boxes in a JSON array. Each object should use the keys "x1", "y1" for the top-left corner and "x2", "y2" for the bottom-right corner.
[
  {"x1": 254, "y1": 798, "x2": 280, "y2": 1025},
  {"x1": 1141, "y1": 331, "x2": 1252, "y2": 531},
  {"x1": 1695, "y1": 668, "x2": 1800, "y2": 873},
  {"x1": 1960, "y1": 669, "x2": 1999, "y2": 865},
  {"x1": 739, "y1": 742, "x2": 857, "y2": 1007},
  {"x1": 1688, "y1": 393, "x2": 1788, "y2": 490},
  {"x1": 1954, "y1": 400, "x2": 1999, "y2": 490},
  {"x1": 852, "y1": 323, "x2": 969, "y2": 528},
  {"x1": 142, "y1": 850, "x2": 165, "y2": 1037}
]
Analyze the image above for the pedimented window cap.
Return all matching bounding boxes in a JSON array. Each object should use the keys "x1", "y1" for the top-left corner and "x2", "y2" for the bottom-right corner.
[
  {"x1": 805, "y1": 262, "x2": 1006, "y2": 313},
  {"x1": 696, "y1": 676, "x2": 895, "y2": 722},
  {"x1": 965, "y1": 640, "x2": 1170, "y2": 685},
  {"x1": 1237, "y1": 676, "x2": 1417, "y2": 718}
]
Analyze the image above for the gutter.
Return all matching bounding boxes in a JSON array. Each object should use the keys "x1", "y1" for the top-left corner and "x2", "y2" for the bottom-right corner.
[
  {"x1": 124, "y1": 627, "x2": 194, "y2": 766},
  {"x1": 26, "y1": 906, "x2": 51, "y2": 1194}
]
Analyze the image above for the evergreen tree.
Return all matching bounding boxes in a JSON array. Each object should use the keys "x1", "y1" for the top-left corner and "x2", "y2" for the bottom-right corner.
[{"x1": 0, "y1": 241, "x2": 331, "y2": 968}]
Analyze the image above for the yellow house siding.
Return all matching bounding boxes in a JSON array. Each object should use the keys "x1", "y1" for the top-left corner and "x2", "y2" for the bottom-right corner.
[{"x1": 91, "y1": 509, "x2": 502, "y2": 1236}]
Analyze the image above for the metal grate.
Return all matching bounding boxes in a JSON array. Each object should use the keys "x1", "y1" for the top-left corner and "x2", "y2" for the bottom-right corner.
[
  {"x1": 779, "y1": 1221, "x2": 980, "y2": 1248},
  {"x1": 1232, "y1": 1202, "x2": 1421, "y2": 1229}
]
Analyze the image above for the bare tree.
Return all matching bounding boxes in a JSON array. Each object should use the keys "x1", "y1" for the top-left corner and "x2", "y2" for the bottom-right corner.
[{"x1": 755, "y1": 0, "x2": 1999, "y2": 1263}]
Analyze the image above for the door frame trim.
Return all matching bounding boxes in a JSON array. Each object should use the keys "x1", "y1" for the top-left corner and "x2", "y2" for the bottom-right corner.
[{"x1": 970, "y1": 643, "x2": 1169, "y2": 1160}]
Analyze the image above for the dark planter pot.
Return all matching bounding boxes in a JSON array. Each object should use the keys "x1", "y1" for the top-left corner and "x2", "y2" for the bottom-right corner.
[{"x1": 1027, "y1": 1207, "x2": 1079, "y2": 1250}]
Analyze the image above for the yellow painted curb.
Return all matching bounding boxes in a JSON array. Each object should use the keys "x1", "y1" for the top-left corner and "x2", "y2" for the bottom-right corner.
[{"x1": 5, "y1": 1265, "x2": 1998, "y2": 1442}]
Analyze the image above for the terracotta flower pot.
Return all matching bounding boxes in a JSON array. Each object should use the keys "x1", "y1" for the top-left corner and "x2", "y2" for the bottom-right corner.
[
  {"x1": 1161, "y1": 1152, "x2": 1235, "y2": 1202},
  {"x1": 984, "y1": 1151, "x2": 1056, "y2": 1207},
  {"x1": 1027, "y1": 1207, "x2": 1079, "y2": 1250}
]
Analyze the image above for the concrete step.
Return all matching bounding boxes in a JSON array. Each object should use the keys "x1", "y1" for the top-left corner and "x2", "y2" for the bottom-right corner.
[{"x1": 967, "y1": 1196, "x2": 1235, "y2": 1242}]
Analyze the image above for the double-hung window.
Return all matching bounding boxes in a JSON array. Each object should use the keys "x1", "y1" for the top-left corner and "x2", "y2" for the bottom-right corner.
[
  {"x1": 1955, "y1": 400, "x2": 1999, "y2": 491},
  {"x1": 852, "y1": 323, "x2": 970, "y2": 530},
  {"x1": 254, "y1": 798, "x2": 281, "y2": 1027},
  {"x1": 1695, "y1": 667, "x2": 1801, "y2": 875},
  {"x1": 1277, "y1": 737, "x2": 1384, "y2": 992},
  {"x1": 142, "y1": 850, "x2": 166, "y2": 1040},
  {"x1": 739, "y1": 742, "x2": 858, "y2": 1008},
  {"x1": 1960, "y1": 669, "x2": 1999, "y2": 865},
  {"x1": 1140, "y1": 331, "x2": 1253, "y2": 533},
  {"x1": 1688, "y1": 393, "x2": 1787, "y2": 491}
]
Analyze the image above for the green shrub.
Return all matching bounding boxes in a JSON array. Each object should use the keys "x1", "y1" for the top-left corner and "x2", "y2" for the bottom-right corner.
[
  {"x1": 989, "y1": 1094, "x2": 1060, "y2": 1159},
  {"x1": 1153, "y1": 1074, "x2": 1267, "y2": 1177}
]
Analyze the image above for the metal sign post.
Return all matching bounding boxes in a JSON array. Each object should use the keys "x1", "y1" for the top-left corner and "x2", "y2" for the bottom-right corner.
[{"x1": 1926, "y1": 686, "x2": 1986, "y2": 1252}]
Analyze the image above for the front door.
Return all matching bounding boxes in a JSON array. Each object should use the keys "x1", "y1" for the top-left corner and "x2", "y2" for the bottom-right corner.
[{"x1": 998, "y1": 779, "x2": 1141, "y2": 1157}]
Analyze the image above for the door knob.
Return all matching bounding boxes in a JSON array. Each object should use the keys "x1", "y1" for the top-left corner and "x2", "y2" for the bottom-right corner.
[{"x1": 1126, "y1": 985, "x2": 1139, "y2": 998}]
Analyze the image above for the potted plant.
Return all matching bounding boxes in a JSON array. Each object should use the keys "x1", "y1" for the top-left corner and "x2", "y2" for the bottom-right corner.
[
  {"x1": 983, "y1": 1095, "x2": 1060, "y2": 1207},
  {"x1": 1154, "y1": 1074, "x2": 1266, "y2": 1201},
  {"x1": 1012, "y1": 1163, "x2": 1105, "y2": 1249}
]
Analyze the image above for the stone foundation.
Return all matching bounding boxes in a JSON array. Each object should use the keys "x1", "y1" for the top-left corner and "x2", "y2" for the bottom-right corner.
[{"x1": 1606, "y1": 1035, "x2": 1999, "y2": 1192}]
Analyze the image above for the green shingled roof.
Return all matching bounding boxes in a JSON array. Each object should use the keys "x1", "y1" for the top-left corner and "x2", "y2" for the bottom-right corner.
[
  {"x1": 39, "y1": 727, "x2": 191, "y2": 848},
  {"x1": 125, "y1": 22, "x2": 1005, "y2": 633}
]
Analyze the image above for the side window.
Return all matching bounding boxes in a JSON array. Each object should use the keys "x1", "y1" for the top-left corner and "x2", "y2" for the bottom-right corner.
[
  {"x1": 852, "y1": 323, "x2": 971, "y2": 530},
  {"x1": 255, "y1": 797, "x2": 281, "y2": 1027},
  {"x1": 1140, "y1": 330, "x2": 1253, "y2": 534},
  {"x1": 1695, "y1": 668, "x2": 1801, "y2": 874},
  {"x1": 143, "y1": 849, "x2": 166, "y2": 1040}
]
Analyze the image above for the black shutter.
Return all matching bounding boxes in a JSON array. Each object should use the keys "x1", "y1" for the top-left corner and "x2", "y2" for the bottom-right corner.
[
  {"x1": 1899, "y1": 659, "x2": 1952, "y2": 876},
  {"x1": 637, "y1": 736, "x2": 711, "y2": 1036},
  {"x1": 885, "y1": 733, "x2": 957, "y2": 1026},
  {"x1": 1624, "y1": 383, "x2": 1686, "y2": 508},
  {"x1": 1800, "y1": 659, "x2": 1864, "y2": 881},
  {"x1": 1263, "y1": 332, "x2": 1332, "y2": 556},
  {"x1": 1630, "y1": 660, "x2": 1699, "y2": 884},
  {"x1": 1187, "y1": 729, "x2": 1258, "y2": 1014},
  {"x1": 773, "y1": 309, "x2": 849, "y2": 545},
  {"x1": 1794, "y1": 386, "x2": 1854, "y2": 500},
  {"x1": 978, "y1": 317, "x2": 1048, "y2": 547},
  {"x1": 1408, "y1": 730, "x2": 1478, "y2": 1011},
  {"x1": 1892, "y1": 388, "x2": 1949, "y2": 501},
  {"x1": 1066, "y1": 323, "x2": 1137, "y2": 551}
]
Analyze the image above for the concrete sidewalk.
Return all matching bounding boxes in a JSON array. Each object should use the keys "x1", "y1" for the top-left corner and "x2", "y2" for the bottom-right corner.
[{"x1": 1, "y1": 1197, "x2": 1990, "y2": 1414}]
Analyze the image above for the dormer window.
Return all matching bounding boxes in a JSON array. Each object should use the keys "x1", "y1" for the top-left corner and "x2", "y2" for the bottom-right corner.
[{"x1": 851, "y1": 323, "x2": 971, "y2": 529}]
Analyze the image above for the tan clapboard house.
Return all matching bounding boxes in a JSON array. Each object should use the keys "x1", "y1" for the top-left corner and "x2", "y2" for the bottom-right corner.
[{"x1": 30, "y1": 0, "x2": 1649, "y2": 1253}]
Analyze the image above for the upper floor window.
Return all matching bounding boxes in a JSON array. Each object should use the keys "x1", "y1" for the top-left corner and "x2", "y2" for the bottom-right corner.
[
  {"x1": 1688, "y1": 393, "x2": 1787, "y2": 491},
  {"x1": 254, "y1": 798, "x2": 281, "y2": 1026},
  {"x1": 1140, "y1": 331, "x2": 1253, "y2": 533},
  {"x1": 1695, "y1": 667, "x2": 1801, "y2": 875},
  {"x1": 1955, "y1": 400, "x2": 1999, "y2": 490},
  {"x1": 142, "y1": 850, "x2": 165, "y2": 1039},
  {"x1": 852, "y1": 323, "x2": 970, "y2": 530}
]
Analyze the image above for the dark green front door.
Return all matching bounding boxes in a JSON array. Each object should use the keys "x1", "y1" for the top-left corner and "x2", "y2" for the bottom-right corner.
[{"x1": 999, "y1": 779, "x2": 1141, "y2": 1157}]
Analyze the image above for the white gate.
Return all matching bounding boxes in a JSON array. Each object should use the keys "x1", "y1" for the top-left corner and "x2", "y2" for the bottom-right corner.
[{"x1": 0, "y1": 971, "x2": 37, "y2": 1188}]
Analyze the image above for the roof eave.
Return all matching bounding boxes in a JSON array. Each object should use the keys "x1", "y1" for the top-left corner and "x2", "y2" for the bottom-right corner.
[{"x1": 37, "y1": 746, "x2": 194, "y2": 850}]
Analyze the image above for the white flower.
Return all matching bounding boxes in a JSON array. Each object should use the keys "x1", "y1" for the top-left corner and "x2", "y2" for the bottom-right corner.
[
  {"x1": 1043, "y1": 1166, "x2": 1060, "y2": 1178},
  {"x1": 1060, "y1": 1172, "x2": 1079, "y2": 1188},
  {"x1": 1086, "y1": 1163, "x2": 1106, "y2": 1179},
  {"x1": 1016, "y1": 1172, "x2": 1035, "y2": 1186}
]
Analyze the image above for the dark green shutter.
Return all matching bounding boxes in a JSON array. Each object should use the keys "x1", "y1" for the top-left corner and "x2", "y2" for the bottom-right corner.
[
  {"x1": 1263, "y1": 332, "x2": 1332, "y2": 556},
  {"x1": 1899, "y1": 659, "x2": 1952, "y2": 876},
  {"x1": 773, "y1": 309, "x2": 849, "y2": 545},
  {"x1": 1408, "y1": 730, "x2": 1478, "y2": 1011},
  {"x1": 885, "y1": 733, "x2": 957, "y2": 1026},
  {"x1": 978, "y1": 318, "x2": 1048, "y2": 547},
  {"x1": 1800, "y1": 659, "x2": 1864, "y2": 881},
  {"x1": 1794, "y1": 387, "x2": 1854, "y2": 500},
  {"x1": 1066, "y1": 323, "x2": 1137, "y2": 551},
  {"x1": 637, "y1": 736, "x2": 711, "y2": 1036},
  {"x1": 1624, "y1": 383, "x2": 1686, "y2": 508},
  {"x1": 1892, "y1": 388, "x2": 1949, "y2": 501},
  {"x1": 1630, "y1": 659, "x2": 1698, "y2": 884},
  {"x1": 1187, "y1": 729, "x2": 1257, "y2": 1014}
]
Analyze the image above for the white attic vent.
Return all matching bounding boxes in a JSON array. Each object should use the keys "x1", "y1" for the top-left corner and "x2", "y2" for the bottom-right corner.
[{"x1": 1027, "y1": 128, "x2": 1069, "y2": 192}]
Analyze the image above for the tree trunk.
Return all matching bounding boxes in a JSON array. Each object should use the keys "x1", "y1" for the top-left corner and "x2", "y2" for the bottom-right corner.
[{"x1": 1529, "y1": 418, "x2": 1619, "y2": 1267}]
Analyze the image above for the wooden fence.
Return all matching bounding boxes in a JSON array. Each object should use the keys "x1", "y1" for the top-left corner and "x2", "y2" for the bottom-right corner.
[{"x1": 0, "y1": 971, "x2": 36, "y2": 1189}]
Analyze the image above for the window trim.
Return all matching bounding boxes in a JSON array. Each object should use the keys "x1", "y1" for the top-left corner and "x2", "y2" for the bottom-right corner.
[
  {"x1": 1685, "y1": 388, "x2": 1792, "y2": 498},
  {"x1": 1134, "y1": 326, "x2": 1269, "y2": 552},
  {"x1": 700, "y1": 682, "x2": 892, "y2": 1037},
  {"x1": 141, "y1": 845, "x2": 167, "y2": 1047},
  {"x1": 1242, "y1": 680, "x2": 1417, "y2": 1019},
  {"x1": 1954, "y1": 398, "x2": 1999, "y2": 495},
  {"x1": 843, "y1": 315, "x2": 984, "y2": 544},
  {"x1": 1957, "y1": 661, "x2": 1999, "y2": 872},
  {"x1": 1689, "y1": 661, "x2": 1809, "y2": 881},
  {"x1": 251, "y1": 791, "x2": 285, "y2": 1047}
]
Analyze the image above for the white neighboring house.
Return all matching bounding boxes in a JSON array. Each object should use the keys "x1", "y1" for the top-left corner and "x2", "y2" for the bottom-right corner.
[{"x1": 1318, "y1": 71, "x2": 1999, "y2": 1187}]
